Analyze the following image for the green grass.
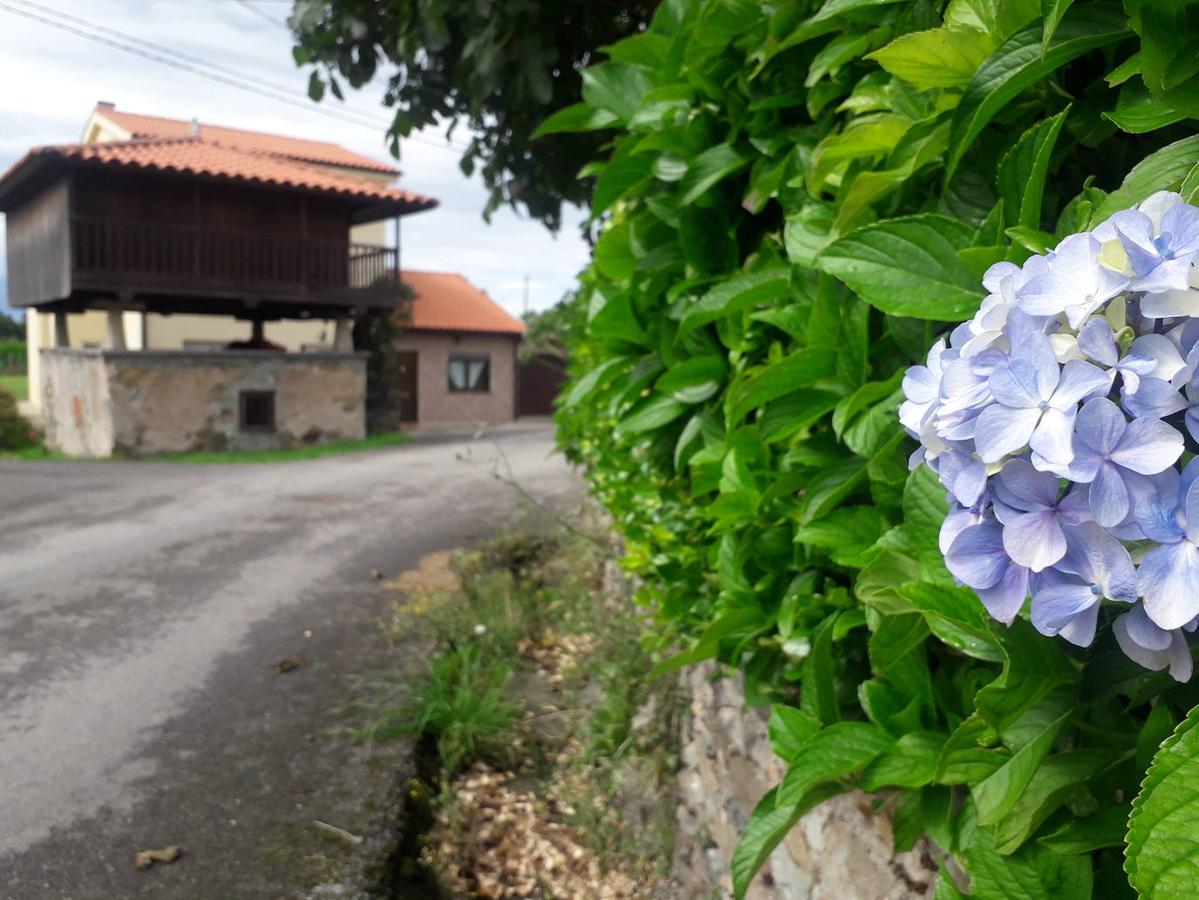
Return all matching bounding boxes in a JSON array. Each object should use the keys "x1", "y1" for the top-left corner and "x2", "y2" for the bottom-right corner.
[
  {"x1": 1, "y1": 431, "x2": 412, "y2": 463},
  {"x1": 149, "y1": 430, "x2": 412, "y2": 463},
  {"x1": 0, "y1": 374, "x2": 27, "y2": 401}
]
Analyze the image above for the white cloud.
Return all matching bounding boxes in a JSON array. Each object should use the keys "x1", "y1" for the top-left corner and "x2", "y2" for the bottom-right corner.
[{"x1": 0, "y1": 0, "x2": 591, "y2": 317}]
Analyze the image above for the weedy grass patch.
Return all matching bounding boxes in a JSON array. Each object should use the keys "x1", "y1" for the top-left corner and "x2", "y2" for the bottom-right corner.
[{"x1": 358, "y1": 520, "x2": 681, "y2": 897}]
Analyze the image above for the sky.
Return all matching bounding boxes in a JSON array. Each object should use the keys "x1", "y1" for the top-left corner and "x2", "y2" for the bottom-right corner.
[{"x1": 0, "y1": 0, "x2": 592, "y2": 319}]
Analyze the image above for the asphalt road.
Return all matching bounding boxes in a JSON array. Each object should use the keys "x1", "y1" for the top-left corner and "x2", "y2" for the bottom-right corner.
[{"x1": 0, "y1": 421, "x2": 582, "y2": 899}]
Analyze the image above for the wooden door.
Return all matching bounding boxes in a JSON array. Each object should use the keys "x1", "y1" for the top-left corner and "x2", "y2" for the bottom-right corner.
[{"x1": 395, "y1": 351, "x2": 418, "y2": 423}]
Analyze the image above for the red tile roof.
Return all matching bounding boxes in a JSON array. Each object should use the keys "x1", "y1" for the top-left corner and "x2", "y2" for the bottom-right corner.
[
  {"x1": 96, "y1": 106, "x2": 400, "y2": 175},
  {"x1": 403, "y1": 271, "x2": 526, "y2": 335},
  {"x1": 2, "y1": 138, "x2": 435, "y2": 211}
]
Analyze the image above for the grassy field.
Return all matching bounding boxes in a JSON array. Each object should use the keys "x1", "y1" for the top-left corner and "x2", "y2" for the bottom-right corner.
[
  {"x1": 2, "y1": 431, "x2": 412, "y2": 463},
  {"x1": 0, "y1": 374, "x2": 27, "y2": 401}
]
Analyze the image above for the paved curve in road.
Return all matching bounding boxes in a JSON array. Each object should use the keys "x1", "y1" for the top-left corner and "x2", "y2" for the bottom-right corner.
[{"x1": 0, "y1": 422, "x2": 581, "y2": 899}]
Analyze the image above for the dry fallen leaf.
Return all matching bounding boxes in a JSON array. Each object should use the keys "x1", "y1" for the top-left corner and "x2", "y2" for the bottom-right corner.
[
  {"x1": 275, "y1": 657, "x2": 304, "y2": 674},
  {"x1": 134, "y1": 846, "x2": 182, "y2": 871}
]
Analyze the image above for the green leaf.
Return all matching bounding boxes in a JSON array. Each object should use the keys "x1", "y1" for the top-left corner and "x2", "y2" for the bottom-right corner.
[
  {"x1": 581, "y1": 62, "x2": 653, "y2": 123},
  {"x1": 945, "y1": 8, "x2": 1130, "y2": 182},
  {"x1": 648, "y1": 607, "x2": 764, "y2": 679},
  {"x1": 967, "y1": 827, "x2": 1093, "y2": 900},
  {"x1": 1126, "y1": 703, "x2": 1199, "y2": 896},
  {"x1": 679, "y1": 268, "x2": 793, "y2": 335},
  {"x1": 656, "y1": 356, "x2": 727, "y2": 404},
  {"x1": 776, "y1": 721, "x2": 893, "y2": 806},
  {"x1": 1126, "y1": 0, "x2": 1199, "y2": 94},
  {"x1": 1089, "y1": 135, "x2": 1199, "y2": 224},
  {"x1": 861, "y1": 730, "x2": 946, "y2": 790},
  {"x1": 731, "y1": 782, "x2": 844, "y2": 900},
  {"x1": 819, "y1": 215, "x2": 981, "y2": 320},
  {"x1": 728, "y1": 349, "x2": 838, "y2": 423},
  {"x1": 592, "y1": 151, "x2": 654, "y2": 216},
  {"x1": 868, "y1": 27, "x2": 993, "y2": 91},
  {"x1": 616, "y1": 393, "x2": 689, "y2": 436},
  {"x1": 562, "y1": 356, "x2": 631, "y2": 409},
  {"x1": 1041, "y1": 0, "x2": 1075, "y2": 49},
  {"x1": 1104, "y1": 80, "x2": 1186, "y2": 134},
  {"x1": 532, "y1": 102, "x2": 619, "y2": 138},
  {"x1": 996, "y1": 108, "x2": 1069, "y2": 231},
  {"x1": 679, "y1": 143, "x2": 751, "y2": 205},
  {"x1": 1038, "y1": 803, "x2": 1129, "y2": 854},
  {"x1": 594, "y1": 221, "x2": 637, "y2": 281},
  {"x1": 993, "y1": 749, "x2": 1117, "y2": 854},
  {"x1": 972, "y1": 708, "x2": 1072, "y2": 827},
  {"x1": 794, "y1": 506, "x2": 890, "y2": 567},
  {"x1": 801, "y1": 617, "x2": 841, "y2": 725},
  {"x1": 900, "y1": 582, "x2": 1003, "y2": 662},
  {"x1": 769, "y1": 705, "x2": 822, "y2": 763}
]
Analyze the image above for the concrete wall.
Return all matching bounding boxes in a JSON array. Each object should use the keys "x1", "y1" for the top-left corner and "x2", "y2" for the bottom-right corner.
[
  {"x1": 674, "y1": 662, "x2": 938, "y2": 899},
  {"x1": 40, "y1": 348, "x2": 366, "y2": 457},
  {"x1": 392, "y1": 331, "x2": 519, "y2": 426}
]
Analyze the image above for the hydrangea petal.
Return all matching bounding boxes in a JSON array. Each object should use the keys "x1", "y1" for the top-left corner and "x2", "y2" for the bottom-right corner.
[
  {"x1": 1001, "y1": 510, "x2": 1067, "y2": 572},
  {"x1": 1109, "y1": 418, "x2": 1184, "y2": 475},
  {"x1": 1029, "y1": 407, "x2": 1076, "y2": 465},
  {"x1": 1089, "y1": 461, "x2": 1130, "y2": 528},
  {"x1": 974, "y1": 404, "x2": 1041, "y2": 463},
  {"x1": 946, "y1": 524, "x2": 1009, "y2": 590},
  {"x1": 976, "y1": 564, "x2": 1029, "y2": 626},
  {"x1": 1031, "y1": 581, "x2": 1097, "y2": 643},
  {"x1": 1139, "y1": 540, "x2": 1199, "y2": 630}
]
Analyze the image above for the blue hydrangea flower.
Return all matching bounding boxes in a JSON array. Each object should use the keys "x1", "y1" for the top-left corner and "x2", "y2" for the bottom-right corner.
[
  {"x1": 945, "y1": 520, "x2": 1030, "y2": 625},
  {"x1": 1114, "y1": 201, "x2": 1199, "y2": 294},
  {"x1": 1059, "y1": 398, "x2": 1183, "y2": 528},
  {"x1": 1134, "y1": 463, "x2": 1199, "y2": 630},
  {"x1": 1030, "y1": 522, "x2": 1136, "y2": 647},
  {"x1": 1018, "y1": 233, "x2": 1129, "y2": 327},
  {"x1": 902, "y1": 192, "x2": 1199, "y2": 680},
  {"x1": 1114, "y1": 605, "x2": 1195, "y2": 682},
  {"x1": 973, "y1": 334, "x2": 1107, "y2": 465},
  {"x1": 991, "y1": 458, "x2": 1088, "y2": 572}
]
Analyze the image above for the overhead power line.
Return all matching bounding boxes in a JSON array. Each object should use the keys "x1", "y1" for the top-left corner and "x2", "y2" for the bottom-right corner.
[
  {"x1": 0, "y1": 0, "x2": 470, "y2": 157},
  {"x1": 231, "y1": 0, "x2": 293, "y2": 36}
]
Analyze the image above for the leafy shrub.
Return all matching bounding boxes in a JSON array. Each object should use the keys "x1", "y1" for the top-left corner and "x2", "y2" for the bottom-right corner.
[
  {"x1": 550, "y1": 0, "x2": 1199, "y2": 896},
  {"x1": 0, "y1": 339, "x2": 25, "y2": 373},
  {"x1": 0, "y1": 387, "x2": 33, "y2": 451}
]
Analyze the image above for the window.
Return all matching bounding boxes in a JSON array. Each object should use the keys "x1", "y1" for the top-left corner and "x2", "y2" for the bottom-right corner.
[
  {"x1": 448, "y1": 354, "x2": 490, "y2": 392},
  {"x1": 239, "y1": 390, "x2": 276, "y2": 432}
]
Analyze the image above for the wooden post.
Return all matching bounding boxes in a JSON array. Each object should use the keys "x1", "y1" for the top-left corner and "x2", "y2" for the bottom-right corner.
[
  {"x1": 105, "y1": 310, "x2": 127, "y2": 350},
  {"x1": 53, "y1": 312, "x2": 71, "y2": 348}
]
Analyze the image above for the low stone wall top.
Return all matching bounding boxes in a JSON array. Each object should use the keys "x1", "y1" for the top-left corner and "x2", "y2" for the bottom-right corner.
[{"x1": 40, "y1": 348, "x2": 368, "y2": 457}]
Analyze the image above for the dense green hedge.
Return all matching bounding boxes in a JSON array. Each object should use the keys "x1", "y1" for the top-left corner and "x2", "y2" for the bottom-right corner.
[{"x1": 550, "y1": 1, "x2": 1199, "y2": 896}]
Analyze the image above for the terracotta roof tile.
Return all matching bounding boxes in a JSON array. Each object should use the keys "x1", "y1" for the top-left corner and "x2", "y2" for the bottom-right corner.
[
  {"x1": 10, "y1": 137, "x2": 435, "y2": 210},
  {"x1": 403, "y1": 271, "x2": 526, "y2": 335},
  {"x1": 97, "y1": 107, "x2": 400, "y2": 175}
]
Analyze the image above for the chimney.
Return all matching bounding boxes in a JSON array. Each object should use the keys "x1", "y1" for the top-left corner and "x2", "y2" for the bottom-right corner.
[
  {"x1": 97, "y1": 100, "x2": 115, "y2": 109},
  {"x1": 189, "y1": 117, "x2": 201, "y2": 138}
]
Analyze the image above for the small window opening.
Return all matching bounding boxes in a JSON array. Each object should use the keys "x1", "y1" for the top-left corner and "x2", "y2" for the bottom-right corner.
[
  {"x1": 448, "y1": 354, "x2": 491, "y2": 393},
  {"x1": 240, "y1": 390, "x2": 276, "y2": 432}
]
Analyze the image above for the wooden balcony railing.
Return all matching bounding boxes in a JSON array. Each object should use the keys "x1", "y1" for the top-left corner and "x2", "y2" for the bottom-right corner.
[{"x1": 70, "y1": 216, "x2": 400, "y2": 295}]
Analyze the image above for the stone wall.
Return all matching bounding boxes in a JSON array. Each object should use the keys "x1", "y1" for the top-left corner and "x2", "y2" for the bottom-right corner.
[
  {"x1": 391, "y1": 331, "x2": 519, "y2": 426},
  {"x1": 673, "y1": 662, "x2": 938, "y2": 900},
  {"x1": 40, "y1": 348, "x2": 366, "y2": 457}
]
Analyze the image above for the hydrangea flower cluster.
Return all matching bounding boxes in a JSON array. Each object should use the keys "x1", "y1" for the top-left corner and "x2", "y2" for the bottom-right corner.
[{"x1": 901, "y1": 191, "x2": 1199, "y2": 681}]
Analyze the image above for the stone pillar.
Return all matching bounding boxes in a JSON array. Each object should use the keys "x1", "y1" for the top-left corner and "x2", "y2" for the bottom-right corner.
[
  {"x1": 334, "y1": 318, "x2": 354, "y2": 351},
  {"x1": 53, "y1": 312, "x2": 70, "y2": 348},
  {"x1": 105, "y1": 310, "x2": 127, "y2": 350}
]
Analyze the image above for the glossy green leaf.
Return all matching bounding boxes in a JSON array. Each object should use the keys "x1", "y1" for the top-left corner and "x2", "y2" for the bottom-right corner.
[
  {"x1": 868, "y1": 27, "x2": 993, "y2": 90},
  {"x1": 1104, "y1": 80, "x2": 1186, "y2": 133},
  {"x1": 945, "y1": 8, "x2": 1129, "y2": 182},
  {"x1": 656, "y1": 355, "x2": 728, "y2": 403},
  {"x1": 1089, "y1": 135, "x2": 1199, "y2": 224},
  {"x1": 996, "y1": 108, "x2": 1069, "y2": 231},
  {"x1": 1126, "y1": 703, "x2": 1199, "y2": 896},
  {"x1": 679, "y1": 268, "x2": 793, "y2": 335},
  {"x1": 819, "y1": 215, "x2": 981, "y2": 320},
  {"x1": 769, "y1": 705, "x2": 822, "y2": 763},
  {"x1": 532, "y1": 102, "x2": 620, "y2": 137}
]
